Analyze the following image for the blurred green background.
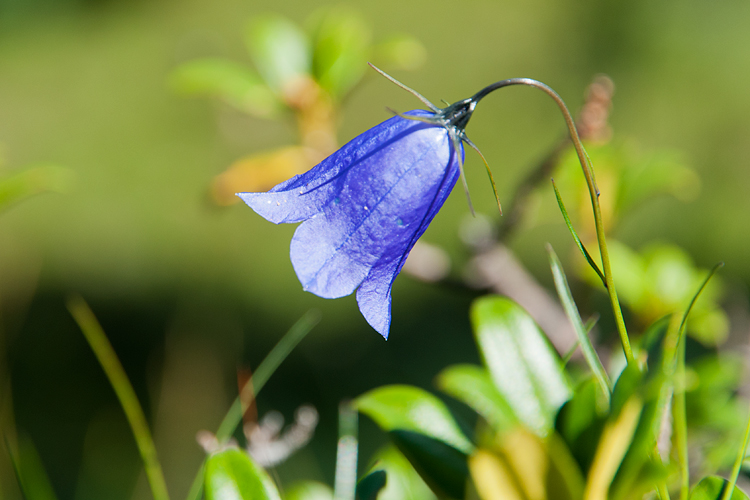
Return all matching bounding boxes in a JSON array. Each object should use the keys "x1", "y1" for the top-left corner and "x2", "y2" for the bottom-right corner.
[{"x1": 1, "y1": 0, "x2": 749, "y2": 498}]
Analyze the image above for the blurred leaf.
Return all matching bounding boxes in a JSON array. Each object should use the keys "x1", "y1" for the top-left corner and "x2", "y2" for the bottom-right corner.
[
  {"x1": 548, "y1": 244, "x2": 610, "y2": 402},
  {"x1": 583, "y1": 396, "x2": 643, "y2": 500},
  {"x1": 469, "y1": 430, "x2": 584, "y2": 500},
  {"x1": 357, "y1": 470, "x2": 387, "y2": 500},
  {"x1": 436, "y1": 364, "x2": 517, "y2": 433},
  {"x1": 555, "y1": 378, "x2": 607, "y2": 474},
  {"x1": 170, "y1": 58, "x2": 280, "y2": 117},
  {"x1": 287, "y1": 482, "x2": 334, "y2": 500},
  {"x1": 471, "y1": 296, "x2": 571, "y2": 436},
  {"x1": 204, "y1": 448, "x2": 281, "y2": 500},
  {"x1": 610, "y1": 364, "x2": 644, "y2": 418},
  {"x1": 582, "y1": 241, "x2": 728, "y2": 345},
  {"x1": 372, "y1": 35, "x2": 427, "y2": 71},
  {"x1": 366, "y1": 446, "x2": 436, "y2": 500},
  {"x1": 0, "y1": 164, "x2": 73, "y2": 213},
  {"x1": 610, "y1": 376, "x2": 669, "y2": 500},
  {"x1": 355, "y1": 385, "x2": 473, "y2": 453},
  {"x1": 618, "y1": 149, "x2": 701, "y2": 210},
  {"x1": 211, "y1": 146, "x2": 316, "y2": 205},
  {"x1": 469, "y1": 449, "x2": 524, "y2": 500},
  {"x1": 247, "y1": 14, "x2": 310, "y2": 93},
  {"x1": 640, "y1": 316, "x2": 670, "y2": 373},
  {"x1": 389, "y1": 430, "x2": 469, "y2": 500},
  {"x1": 7, "y1": 434, "x2": 59, "y2": 500},
  {"x1": 545, "y1": 432, "x2": 587, "y2": 500},
  {"x1": 690, "y1": 476, "x2": 750, "y2": 500},
  {"x1": 310, "y1": 7, "x2": 371, "y2": 98}
]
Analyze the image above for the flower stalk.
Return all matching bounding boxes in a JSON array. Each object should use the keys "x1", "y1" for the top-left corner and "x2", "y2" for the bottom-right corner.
[{"x1": 469, "y1": 78, "x2": 634, "y2": 363}]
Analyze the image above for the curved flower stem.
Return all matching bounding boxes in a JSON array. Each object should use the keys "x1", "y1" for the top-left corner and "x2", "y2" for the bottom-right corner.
[{"x1": 471, "y1": 78, "x2": 634, "y2": 364}]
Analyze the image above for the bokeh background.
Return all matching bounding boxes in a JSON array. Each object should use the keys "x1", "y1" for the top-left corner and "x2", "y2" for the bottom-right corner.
[{"x1": 1, "y1": 0, "x2": 749, "y2": 498}]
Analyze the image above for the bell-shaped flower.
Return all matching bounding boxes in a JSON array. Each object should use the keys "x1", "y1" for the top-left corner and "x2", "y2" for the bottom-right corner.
[{"x1": 238, "y1": 66, "x2": 500, "y2": 339}]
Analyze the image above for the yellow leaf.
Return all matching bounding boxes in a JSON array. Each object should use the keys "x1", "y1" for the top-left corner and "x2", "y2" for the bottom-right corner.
[
  {"x1": 211, "y1": 146, "x2": 322, "y2": 205},
  {"x1": 469, "y1": 449, "x2": 525, "y2": 500}
]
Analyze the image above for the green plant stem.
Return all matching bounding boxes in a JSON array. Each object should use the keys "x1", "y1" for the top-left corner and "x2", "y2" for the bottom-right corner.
[
  {"x1": 67, "y1": 295, "x2": 170, "y2": 500},
  {"x1": 185, "y1": 309, "x2": 321, "y2": 500},
  {"x1": 722, "y1": 400, "x2": 750, "y2": 500},
  {"x1": 471, "y1": 79, "x2": 633, "y2": 363},
  {"x1": 674, "y1": 338, "x2": 689, "y2": 500}
]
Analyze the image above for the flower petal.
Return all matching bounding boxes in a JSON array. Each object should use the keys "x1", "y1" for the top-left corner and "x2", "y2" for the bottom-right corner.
[
  {"x1": 290, "y1": 122, "x2": 462, "y2": 337},
  {"x1": 237, "y1": 111, "x2": 434, "y2": 224}
]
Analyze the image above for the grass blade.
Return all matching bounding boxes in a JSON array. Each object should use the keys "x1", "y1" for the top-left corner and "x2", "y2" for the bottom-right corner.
[
  {"x1": 548, "y1": 244, "x2": 611, "y2": 403},
  {"x1": 67, "y1": 295, "x2": 170, "y2": 500},
  {"x1": 551, "y1": 179, "x2": 606, "y2": 287},
  {"x1": 186, "y1": 309, "x2": 321, "y2": 500},
  {"x1": 672, "y1": 262, "x2": 724, "y2": 500}
]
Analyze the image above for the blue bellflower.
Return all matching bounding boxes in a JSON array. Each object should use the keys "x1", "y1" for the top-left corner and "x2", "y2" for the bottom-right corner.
[{"x1": 239, "y1": 67, "x2": 496, "y2": 339}]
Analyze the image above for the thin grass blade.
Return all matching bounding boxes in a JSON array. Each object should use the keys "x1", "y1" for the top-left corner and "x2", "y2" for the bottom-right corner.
[
  {"x1": 67, "y1": 295, "x2": 170, "y2": 500},
  {"x1": 551, "y1": 179, "x2": 606, "y2": 287},
  {"x1": 548, "y1": 244, "x2": 611, "y2": 403}
]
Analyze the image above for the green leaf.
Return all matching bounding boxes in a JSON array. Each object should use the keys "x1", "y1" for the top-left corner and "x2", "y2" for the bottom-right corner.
[
  {"x1": 690, "y1": 476, "x2": 750, "y2": 500},
  {"x1": 170, "y1": 58, "x2": 280, "y2": 117},
  {"x1": 555, "y1": 378, "x2": 607, "y2": 474},
  {"x1": 357, "y1": 470, "x2": 387, "y2": 500},
  {"x1": 469, "y1": 431, "x2": 584, "y2": 500},
  {"x1": 548, "y1": 244, "x2": 611, "y2": 403},
  {"x1": 0, "y1": 164, "x2": 73, "y2": 213},
  {"x1": 7, "y1": 434, "x2": 59, "y2": 500},
  {"x1": 366, "y1": 445, "x2": 436, "y2": 500},
  {"x1": 247, "y1": 14, "x2": 310, "y2": 92},
  {"x1": 584, "y1": 396, "x2": 643, "y2": 500},
  {"x1": 355, "y1": 385, "x2": 473, "y2": 454},
  {"x1": 471, "y1": 296, "x2": 571, "y2": 436},
  {"x1": 389, "y1": 430, "x2": 469, "y2": 500},
  {"x1": 286, "y1": 482, "x2": 334, "y2": 500},
  {"x1": 204, "y1": 448, "x2": 281, "y2": 500},
  {"x1": 436, "y1": 364, "x2": 517, "y2": 433},
  {"x1": 310, "y1": 7, "x2": 371, "y2": 98}
]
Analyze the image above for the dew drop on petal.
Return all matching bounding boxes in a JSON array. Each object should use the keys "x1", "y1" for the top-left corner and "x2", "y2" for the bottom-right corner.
[
  {"x1": 333, "y1": 197, "x2": 340, "y2": 205},
  {"x1": 396, "y1": 218, "x2": 404, "y2": 226}
]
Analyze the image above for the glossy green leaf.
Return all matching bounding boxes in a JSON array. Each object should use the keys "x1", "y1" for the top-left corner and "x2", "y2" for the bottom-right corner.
[
  {"x1": 247, "y1": 14, "x2": 310, "y2": 92},
  {"x1": 0, "y1": 164, "x2": 73, "y2": 213},
  {"x1": 310, "y1": 7, "x2": 371, "y2": 98},
  {"x1": 471, "y1": 296, "x2": 571, "y2": 436},
  {"x1": 690, "y1": 476, "x2": 750, "y2": 500},
  {"x1": 436, "y1": 364, "x2": 517, "y2": 433},
  {"x1": 355, "y1": 385, "x2": 473, "y2": 453},
  {"x1": 286, "y1": 482, "x2": 334, "y2": 500},
  {"x1": 357, "y1": 470, "x2": 387, "y2": 500},
  {"x1": 366, "y1": 445, "x2": 436, "y2": 500},
  {"x1": 204, "y1": 448, "x2": 281, "y2": 500},
  {"x1": 170, "y1": 58, "x2": 279, "y2": 117},
  {"x1": 389, "y1": 430, "x2": 469, "y2": 500}
]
